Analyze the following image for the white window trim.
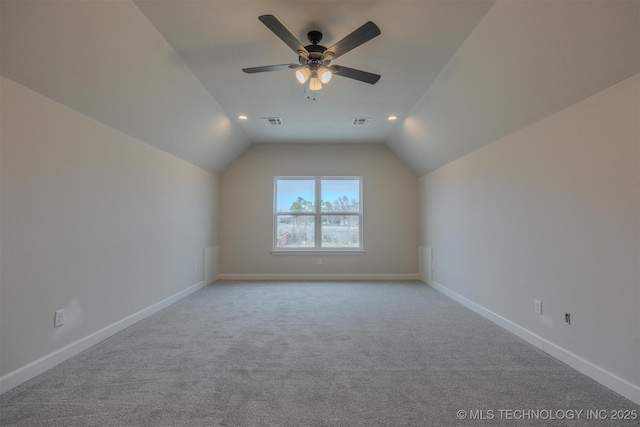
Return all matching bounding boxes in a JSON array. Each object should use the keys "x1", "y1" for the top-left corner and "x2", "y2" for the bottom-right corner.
[
  {"x1": 270, "y1": 249, "x2": 365, "y2": 255},
  {"x1": 272, "y1": 176, "x2": 364, "y2": 254}
]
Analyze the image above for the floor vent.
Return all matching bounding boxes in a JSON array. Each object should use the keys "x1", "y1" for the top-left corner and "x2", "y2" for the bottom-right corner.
[
  {"x1": 262, "y1": 117, "x2": 283, "y2": 126},
  {"x1": 352, "y1": 118, "x2": 372, "y2": 126}
]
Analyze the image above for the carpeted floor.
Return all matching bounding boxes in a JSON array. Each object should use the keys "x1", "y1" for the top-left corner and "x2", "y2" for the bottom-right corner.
[{"x1": 1, "y1": 281, "x2": 638, "y2": 426}]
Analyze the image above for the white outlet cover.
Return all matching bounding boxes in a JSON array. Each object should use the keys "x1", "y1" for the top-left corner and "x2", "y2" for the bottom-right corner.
[
  {"x1": 534, "y1": 300, "x2": 542, "y2": 315},
  {"x1": 54, "y1": 309, "x2": 65, "y2": 327}
]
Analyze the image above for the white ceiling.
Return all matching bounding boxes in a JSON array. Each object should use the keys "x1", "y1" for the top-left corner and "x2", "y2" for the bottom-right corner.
[{"x1": 2, "y1": 1, "x2": 638, "y2": 175}]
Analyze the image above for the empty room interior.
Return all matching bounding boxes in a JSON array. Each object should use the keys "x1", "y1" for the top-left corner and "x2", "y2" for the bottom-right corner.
[{"x1": 1, "y1": 0, "x2": 639, "y2": 425}]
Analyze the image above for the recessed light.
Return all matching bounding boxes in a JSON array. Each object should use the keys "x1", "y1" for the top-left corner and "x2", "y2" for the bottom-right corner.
[
  {"x1": 238, "y1": 115, "x2": 248, "y2": 120},
  {"x1": 388, "y1": 115, "x2": 398, "y2": 121}
]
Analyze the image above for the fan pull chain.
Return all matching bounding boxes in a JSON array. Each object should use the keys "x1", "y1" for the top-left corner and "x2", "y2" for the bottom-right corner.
[{"x1": 303, "y1": 81, "x2": 318, "y2": 101}]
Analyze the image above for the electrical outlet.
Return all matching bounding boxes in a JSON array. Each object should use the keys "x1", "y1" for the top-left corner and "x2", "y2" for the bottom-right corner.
[
  {"x1": 565, "y1": 313, "x2": 571, "y2": 325},
  {"x1": 534, "y1": 299, "x2": 542, "y2": 315},
  {"x1": 317, "y1": 257, "x2": 322, "y2": 265},
  {"x1": 54, "y1": 309, "x2": 65, "y2": 327},
  {"x1": 193, "y1": 265, "x2": 197, "y2": 273}
]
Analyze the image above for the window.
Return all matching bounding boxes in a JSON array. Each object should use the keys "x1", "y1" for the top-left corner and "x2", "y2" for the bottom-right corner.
[{"x1": 274, "y1": 177, "x2": 363, "y2": 253}]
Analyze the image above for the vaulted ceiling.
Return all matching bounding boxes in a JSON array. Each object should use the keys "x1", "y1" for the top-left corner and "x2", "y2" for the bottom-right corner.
[{"x1": 2, "y1": 1, "x2": 638, "y2": 176}]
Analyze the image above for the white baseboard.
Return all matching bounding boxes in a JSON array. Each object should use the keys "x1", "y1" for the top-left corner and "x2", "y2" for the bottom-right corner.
[
  {"x1": 429, "y1": 280, "x2": 640, "y2": 406},
  {"x1": 0, "y1": 280, "x2": 209, "y2": 395},
  {"x1": 218, "y1": 273, "x2": 419, "y2": 281}
]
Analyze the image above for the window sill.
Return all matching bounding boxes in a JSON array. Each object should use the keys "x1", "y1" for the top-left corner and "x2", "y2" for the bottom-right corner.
[{"x1": 271, "y1": 249, "x2": 365, "y2": 256}]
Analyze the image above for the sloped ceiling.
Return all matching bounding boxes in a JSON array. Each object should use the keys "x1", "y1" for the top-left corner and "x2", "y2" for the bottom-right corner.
[
  {"x1": 1, "y1": 0, "x2": 250, "y2": 174},
  {"x1": 133, "y1": 0, "x2": 495, "y2": 146},
  {"x1": 387, "y1": 0, "x2": 640, "y2": 175},
  {"x1": 1, "y1": 1, "x2": 638, "y2": 176}
]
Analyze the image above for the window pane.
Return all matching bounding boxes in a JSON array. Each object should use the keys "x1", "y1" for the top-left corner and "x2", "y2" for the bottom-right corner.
[
  {"x1": 276, "y1": 179, "x2": 315, "y2": 213},
  {"x1": 321, "y1": 179, "x2": 360, "y2": 212},
  {"x1": 276, "y1": 215, "x2": 315, "y2": 247},
  {"x1": 321, "y1": 215, "x2": 359, "y2": 247}
]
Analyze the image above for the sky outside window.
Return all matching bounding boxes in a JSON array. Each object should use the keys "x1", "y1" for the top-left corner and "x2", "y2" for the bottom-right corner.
[
  {"x1": 277, "y1": 179, "x2": 360, "y2": 212},
  {"x1": 321, "y1": 179, "x2": 360, "y2": 211},
  {"x1": 276, "y1": 179, "x2": 315, "y2": 212}
]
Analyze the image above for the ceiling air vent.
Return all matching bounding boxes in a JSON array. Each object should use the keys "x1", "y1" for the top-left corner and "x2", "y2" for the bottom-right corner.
[
  {"x1": 352, "y1": 118, "x2": 372, "y2": 126},
  {"x1": 262, "y1": 117, "x2": 283, "y2": 126}
]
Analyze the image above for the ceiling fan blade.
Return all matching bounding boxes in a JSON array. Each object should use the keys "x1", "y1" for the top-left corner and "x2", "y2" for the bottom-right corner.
[
  {"x1": 258, "y1": 15, "x2": 308, "y2": 56},
  {"x1": 242, "y1": 64, "x2": 301, "y2": 74},
  {"x1": 331, "y1": 65, "x2": 380, "y2": 84},
  {"x1": 325, "y1": 21, "x2": 380, "y2": 60}
]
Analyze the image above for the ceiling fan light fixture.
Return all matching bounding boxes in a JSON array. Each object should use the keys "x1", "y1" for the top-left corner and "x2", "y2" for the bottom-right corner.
[
  {"x1": 319, "y1": 67, "x2": 332, "y2": 84},
  {"x1": 309, "y1": 76, "x2": 323, "y2": 91},
  {"x1": 295, "y1": 68, "x2": 311, "y2": 84}
]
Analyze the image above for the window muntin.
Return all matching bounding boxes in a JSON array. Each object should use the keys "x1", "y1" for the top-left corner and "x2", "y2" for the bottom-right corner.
[{"x1": 274, "y1": 177, "x2": 362, "y2": 252}]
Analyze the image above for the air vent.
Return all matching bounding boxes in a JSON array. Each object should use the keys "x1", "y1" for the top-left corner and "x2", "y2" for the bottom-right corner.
[
  {"x1": 262, "y1": 117, "x2": 283, "y2": 126},
  {"x1": 352, "y1": 118, "x2": 372, "y2": 126}
]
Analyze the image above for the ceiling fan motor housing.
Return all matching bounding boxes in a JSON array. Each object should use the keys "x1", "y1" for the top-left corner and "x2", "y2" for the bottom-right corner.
[
  {"x1": 307, "y1": 30, "x2": 323, "y2": 45},
  {"x1": 305, "y1": 44, "x2": 326, "y2": 58},
  {"x1": 300, "y1": 31, "x2": 329, "y2": 65}
]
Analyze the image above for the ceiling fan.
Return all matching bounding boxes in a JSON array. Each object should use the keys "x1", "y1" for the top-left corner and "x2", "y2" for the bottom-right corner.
[{"x1": 242, "y1": 15, "x2": 381, "y2": 91}]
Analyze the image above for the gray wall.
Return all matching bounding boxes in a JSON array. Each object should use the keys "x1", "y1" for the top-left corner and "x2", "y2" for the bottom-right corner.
[
  {"x1": 418, "y1": 74, "x2": 639, "y2": 397},
  {"x1": 219, "y1": 143, "x2": 418, "y2": 279},
  {"x1": 0, "y1": 78, "x2": 219, "y2": 381}
]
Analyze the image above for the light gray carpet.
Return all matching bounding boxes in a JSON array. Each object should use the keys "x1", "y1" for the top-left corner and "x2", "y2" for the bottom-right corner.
[{"x1": 1, "y1": 281, "x2": 638, "y2": 426}]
